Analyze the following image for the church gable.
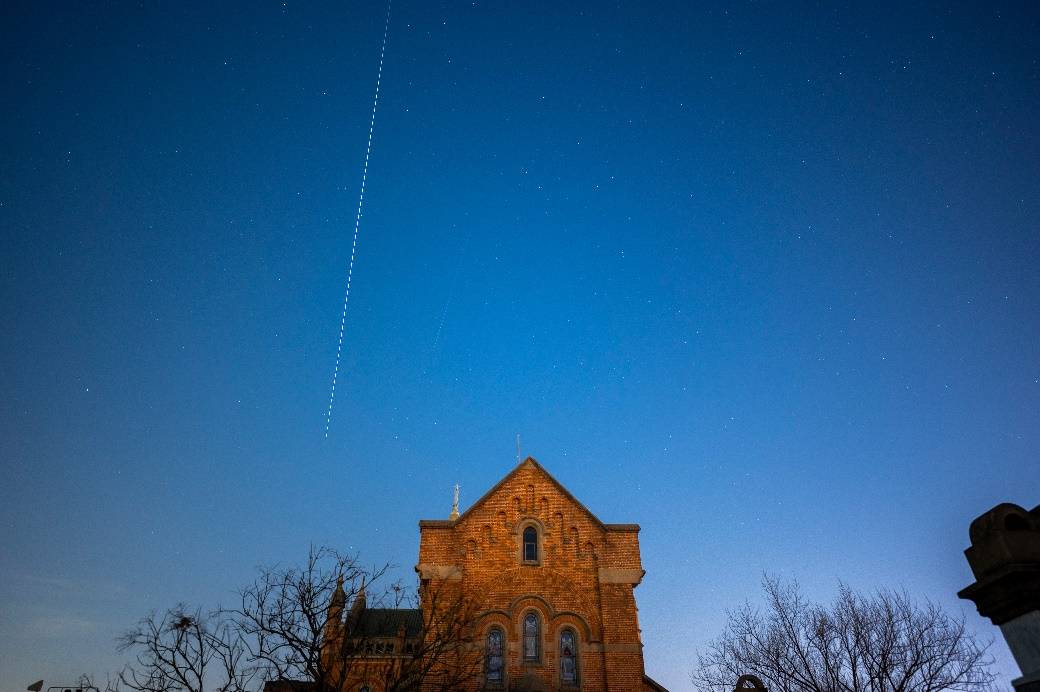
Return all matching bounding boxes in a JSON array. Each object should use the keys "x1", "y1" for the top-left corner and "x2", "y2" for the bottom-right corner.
[
  {"x1": 418, "y1": 457, "x2": 642, "y2": 583},
  {"x1": 455, "y1": 457, "x2": 609, "y2": 532},
  {"x1": 414, "y1": 456, "x2": 660, "y2": 691}
]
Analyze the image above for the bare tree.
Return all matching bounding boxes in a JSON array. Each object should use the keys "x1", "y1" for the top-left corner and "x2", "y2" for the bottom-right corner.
[
  {"x1": 116, "y1": 547, "x2": 484, "y2": 692},
  {"x1": 224, "y1": 546, "x2": 379, "y2": 689},
  {"x1": 224, "y1": 546, "x2": 484, "y2": 692},
  {"x1": 116, "y1": 604, "x2": 256, "y2": 692},
  {"x1": 367, "y1": 578, "x2": 485, "y2": 692},
  {"x1": 693, "y1": 577, "x2": 995, "y2": 692}
]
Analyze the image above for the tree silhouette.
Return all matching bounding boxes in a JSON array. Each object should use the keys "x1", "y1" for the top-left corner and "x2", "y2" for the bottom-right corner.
[
  {"x1": 116, "y1": 604, "x2": 256, "y2": 692},
  {"x1": 116, "y1": 547, "x2": 483, "y2": 692},
  {"x1": 693, "y1": 577, "x2": 995, "y2": 692}
]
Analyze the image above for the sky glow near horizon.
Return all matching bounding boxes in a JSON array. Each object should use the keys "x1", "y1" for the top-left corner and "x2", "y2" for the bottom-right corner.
[{"x1": 1, "y1": 2, "x2": 1039, "y2": 690}]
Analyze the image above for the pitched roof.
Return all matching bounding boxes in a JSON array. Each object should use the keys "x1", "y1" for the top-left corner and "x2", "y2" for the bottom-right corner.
[
  {"x1": 263, "y1": 681, "x2": 315, "y2": 692},
  {"x1": 352, "y1": 608, "x2": 422, "y2": 638},
  {"x1": 643, "y1": 674, "x2": 670, "y2": 691},
  {"x1": 422, "y1": 456, "x2": 637, "y2": 532}
]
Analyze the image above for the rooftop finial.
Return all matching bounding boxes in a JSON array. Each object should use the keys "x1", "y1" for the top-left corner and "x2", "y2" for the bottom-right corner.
[
  {"x1": 516, "y1": 433, "x2": 521, "y2": 463},
  {"x1": 449, "y1": 483, "x2": 460, "y2": 520}
]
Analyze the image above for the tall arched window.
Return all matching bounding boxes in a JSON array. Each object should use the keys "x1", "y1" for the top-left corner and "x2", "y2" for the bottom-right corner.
[
  {"x1": 523, "y1": 612, "x2": 541, "y2": 662},
  {"x1": 560, "y1": 629, "x2": 578, "y2": 686},
  {"x1": 523, "y1": 526, "x2": 538, "y2": 562},
  {"x1": 485, "y1": 628, "x2": 504, "y2": 685}
]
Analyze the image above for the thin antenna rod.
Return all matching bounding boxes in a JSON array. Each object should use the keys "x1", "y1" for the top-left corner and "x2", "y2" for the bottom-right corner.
[{"x1": 516, "y1": 433, "x2": 521, "y2": 463}]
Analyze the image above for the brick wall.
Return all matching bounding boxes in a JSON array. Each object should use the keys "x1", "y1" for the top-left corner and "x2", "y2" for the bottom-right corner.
[{"x1": 416, "y1": 458, "x2": 651, "y2": 691}]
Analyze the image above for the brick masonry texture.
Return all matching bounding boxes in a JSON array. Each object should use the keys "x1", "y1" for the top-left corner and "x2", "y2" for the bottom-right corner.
[{"x1": 416, "y1": 457, "x2": 666, "y2": 692}]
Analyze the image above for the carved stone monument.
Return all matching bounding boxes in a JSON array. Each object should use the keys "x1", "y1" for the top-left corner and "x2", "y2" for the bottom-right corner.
[
  {"x1": 734, "y1": 674, "x2": 767, "y2": 691},
  {"x1": 959, "y1": 502, "x2": 1040, "y2": 692}
]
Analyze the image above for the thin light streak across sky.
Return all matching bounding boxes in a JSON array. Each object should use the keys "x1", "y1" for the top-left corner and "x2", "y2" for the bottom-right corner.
[
  {"x1": 0, "y1": 2, "x2": 1037, "y2": 690},
  {"x1": 325, "y1": 0, "x2": 393, "y2": 438}
]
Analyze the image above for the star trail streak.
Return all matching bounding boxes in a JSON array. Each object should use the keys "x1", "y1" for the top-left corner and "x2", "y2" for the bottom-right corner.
[{"x1": 324, "y1": 0, "x2": 393, "y2": 438}]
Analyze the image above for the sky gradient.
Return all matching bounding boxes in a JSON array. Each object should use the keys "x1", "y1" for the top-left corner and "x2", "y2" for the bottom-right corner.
[{"x1": 2, "y1": 2, "x2": 1039, "y2": 689}]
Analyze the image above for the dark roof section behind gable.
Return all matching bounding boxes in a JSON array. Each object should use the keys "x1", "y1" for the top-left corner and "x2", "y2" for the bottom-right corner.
[
  {"x1": 263, "y1": 682, "x2": 315, "y2": 692},
  {"x1": 352, "y1": 608, "x2": 423, "y2": 638}
]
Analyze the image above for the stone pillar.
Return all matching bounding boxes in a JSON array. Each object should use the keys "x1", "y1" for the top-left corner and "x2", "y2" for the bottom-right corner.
[{"x1": 958, "y1": 503, "x2": 1040, "y2": 692}]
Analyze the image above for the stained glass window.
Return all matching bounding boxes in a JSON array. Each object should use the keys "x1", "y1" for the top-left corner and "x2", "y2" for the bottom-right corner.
[
  {"x1": 523, "y1": 613, "x2": 540, "y2": 661},
  {"x1": 486, "y1": 628, "x2": 504, "y2": 684},
  {"x1": 560, "y1": 629, "x2": 578, "y2": 685},
  {"x1": 523, "y1": 526, "x2": 538, "y2": 562}
]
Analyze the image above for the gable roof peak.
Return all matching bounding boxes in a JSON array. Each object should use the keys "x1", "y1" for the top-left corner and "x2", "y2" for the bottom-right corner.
[{"x1": 450, "y1": 454, "x2": 607, "y2": 529}]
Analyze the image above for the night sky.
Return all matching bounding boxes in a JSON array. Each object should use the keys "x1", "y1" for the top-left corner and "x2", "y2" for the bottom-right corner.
[{"x1": 2, "y1": 2, "x2": 1039, "y2": 689}]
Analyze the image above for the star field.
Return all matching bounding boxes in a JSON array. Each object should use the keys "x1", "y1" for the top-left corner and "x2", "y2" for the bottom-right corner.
[{"x1": 1, "y1": 2, "x2": 1038, "y2": 690}]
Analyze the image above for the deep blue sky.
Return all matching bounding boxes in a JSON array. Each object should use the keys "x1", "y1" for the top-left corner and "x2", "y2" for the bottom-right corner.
[{"x1": 2, "y1": 2, "x2": 1038, "y2": 689}]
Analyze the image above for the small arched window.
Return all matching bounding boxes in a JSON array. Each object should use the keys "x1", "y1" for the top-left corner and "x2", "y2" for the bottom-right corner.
[
  {"x1": 560, "y1": 629, "x2": 578, "y2": 686},
  {"x1": 523, "y1": 612, "x2": 541, "y2": 662},
  {"x1": 358, "y1": 686, "x2": 371, "y2": 692},
  {"x1": 523, "y1": 526, "x2": 538, "y2": 562},
  {"x1": 485, "y1": 627, "x2": 505, "y2": 685}
]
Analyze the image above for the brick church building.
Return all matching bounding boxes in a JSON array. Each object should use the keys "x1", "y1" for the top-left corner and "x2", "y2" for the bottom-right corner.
[{"x1": 323, "y1": 456, "x2": 667, "y2": 691}]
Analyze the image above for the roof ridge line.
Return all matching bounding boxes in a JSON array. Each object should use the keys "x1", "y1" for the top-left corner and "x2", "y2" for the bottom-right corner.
[{"x1": 420, "y1": 456, "x2": 610, "y2": 530}]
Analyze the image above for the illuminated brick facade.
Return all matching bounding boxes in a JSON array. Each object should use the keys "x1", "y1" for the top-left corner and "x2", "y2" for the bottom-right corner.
[{"x1": 416, "y1": 457, "x2": 666, "y2": 692}]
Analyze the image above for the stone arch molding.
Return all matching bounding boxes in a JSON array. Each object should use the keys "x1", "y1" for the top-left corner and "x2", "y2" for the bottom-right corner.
[
  {"x1": 508, "y1": 594, "x2": 595, "y2": 642},
  {"x1": 474, "y1": 595, "x2": 594, "y2": 643},
  {"x1": 512, "y1": 515, "x2": 548, "y2": 535},
  {"x1": 484, "y1": 568, "x2": 597, "y2": 627}
]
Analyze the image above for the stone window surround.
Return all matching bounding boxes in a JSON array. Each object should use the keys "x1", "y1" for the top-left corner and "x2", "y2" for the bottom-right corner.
[
  {"x1": 516, "y1": 517, "x2": 546, "y2": 566},
  {"x1": 558, "y1": 625, "x2": 580, "y2": 688},
  {"x1": 484, "y1": 624, "x2": 507, "y2": 688},
  {"x1": 520, "y1": 608, "x2": 544, "y2": 665}
]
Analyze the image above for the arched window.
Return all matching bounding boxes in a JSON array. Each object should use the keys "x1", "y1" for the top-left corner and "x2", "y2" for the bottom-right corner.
[
  {"x1": 523, "y1": 526, "x2": 538, "y2": 562},
  {"x1": 523, "y1": 612, "x2": 541, "y2": 662},
  {"x1": 358, "y1": 686, "x2": 371, "y2": 692},
  {"x1": 485, "y1": 628, "x2": 505, "y2": 685},
  {"x1": 560, "y1": 629, "x2": 578, "y2": 686}
]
